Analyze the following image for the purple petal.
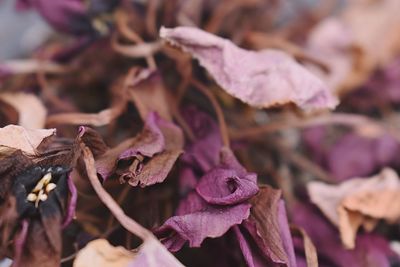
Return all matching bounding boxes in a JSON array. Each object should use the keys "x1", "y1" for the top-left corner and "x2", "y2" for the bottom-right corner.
[
  {"x1": 13, "y1": 219, "x2": 29, "y2": 267},
  {"x1": 196, "y1": 168, "x2": 258, "y2": 205},
  {"x1": 155, "y1": 192, "x2": 251, "y2": 252},
  {"x1": 278, "y1": 200, "x2": 297, "y2": 267},
  {"x1": 233, "y1": 225, "x2": 267, "y2": 267},
  {"x1": 62, "y1": 174, "x2": 77, "y2": 228},
  {"x1": 181, "y1": 106, "x2": 222, "y2": 172},
  {"x1": 119, "y1": 112, "x2": 165, "y2": 160},
  {"x1": 160, "y1": 26, "x2": 337, "y2": 111}
]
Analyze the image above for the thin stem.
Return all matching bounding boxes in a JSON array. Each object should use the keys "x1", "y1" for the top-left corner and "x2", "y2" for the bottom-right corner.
[
  {"x1": 114, "y1": 11, "x2": 157, "y2": 70},
  {"x1": 230, "y1": 113, "x2": 388, "y2": 139},
  {"x1": 106, "y1": 185, "x2": 132, "y2": 230},
  {"x1": 82, "y1": 144, "x2": 152, "y2": 241},
  {"x1": 60, "y1": 251, "x2": 78, "y2": 263},
  {"x1": 191, "y1": 79, "x2": 230, "y2": 147},
  {"x1": 271, "y1": 137, "x2": 334, "y2": 183}
]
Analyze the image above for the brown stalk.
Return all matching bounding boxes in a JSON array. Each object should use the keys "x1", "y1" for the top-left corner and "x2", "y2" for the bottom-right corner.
[
  {"x1": 114, "y1": 10, "x2": 158, "y2": 69},
  {"x1": 82, "y1": 144, "x2": 152, "y2": 240},
  {"x1": 229, "y1": 113, "x2": 394, "y2": 140}
]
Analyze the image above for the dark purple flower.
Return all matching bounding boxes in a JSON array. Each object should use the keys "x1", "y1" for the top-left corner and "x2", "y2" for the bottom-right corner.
[{"x1": 0, "y1": 132, "x2": 79, "y2": 266}]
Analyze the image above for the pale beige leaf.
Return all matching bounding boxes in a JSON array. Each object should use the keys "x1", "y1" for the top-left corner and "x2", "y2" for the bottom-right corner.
[
  {"x1": 129, "y1": 237, "x2": 185, "y2": 267},
  {"x1": 0, "y1": 93, "x2": 47, "y2": 129},
  {"x1": 73, "y1": 239, "x2": 135, "y2": 267},
  {"x1": 0, "y1": 125, "x2": 55, "y2": 155},
  {"x1": 308, "y1": 168, "x2": 400, "y2": 249},
  {"x1": 342, "y1": 0, "x2": 400, "y2": 67}
]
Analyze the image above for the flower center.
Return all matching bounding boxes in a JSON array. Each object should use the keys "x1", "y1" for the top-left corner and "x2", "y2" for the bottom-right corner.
[{"x1": 26, "y1": 172, "x2": 57, "y2": 208}]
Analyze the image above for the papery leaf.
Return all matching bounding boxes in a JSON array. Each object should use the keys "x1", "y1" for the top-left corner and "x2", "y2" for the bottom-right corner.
[
  {"x1": 308, "y1": 168, "x2": 400, "y2": 249},
  {"x1": 128, "y1": 237, "x2": 185, "y2": 267},
  {"x1": 0, "y1": 93, "x2": 47, "y2": 129},
  {"x1": 160, "y1": 26, "x2": 338, "y2": 111},
  {"x1": 127, "y1": 67, "x2": 172, "y2": 121},
  {"x1": 0, "y1": 125, "x2": 55, "y2": 155},
  {"x1": 73, "y1": 239, "x2": 135, "y2": 267}
]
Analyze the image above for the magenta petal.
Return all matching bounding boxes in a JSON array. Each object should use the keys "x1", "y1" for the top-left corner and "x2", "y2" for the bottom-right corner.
[
  {"x1": 196, "y1": 168, "x2": 258, "y2": 205},
  {"x1": 13, "y1": 219, "x2": 29, "y2": 267},
  {"x1": 233, "y1": 225, "x2": 266, "y2": 267},
  {"x1": 181, "y1": 106, "x2": 222, "y2": 172},
  {"x1": 277, "y1": 200, "x2": 297, "y2": 267},
  {"x1": 160, "y1": 26, "x2": 337, "y2": 111},
  {"x1": 119, "y1": 112, "x2": 165, "y2": 160},
  {"x1": 155, "y1": 193, "x2": 251, "y2": 252},
  {"x1": 62, "y1": 174, "x2": 77, "y2": 228}
]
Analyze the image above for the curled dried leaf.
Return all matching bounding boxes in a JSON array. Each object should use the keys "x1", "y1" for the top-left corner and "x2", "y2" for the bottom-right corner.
[{"x1": 0, "y1": 125, "x2": 55, "y2": 155}]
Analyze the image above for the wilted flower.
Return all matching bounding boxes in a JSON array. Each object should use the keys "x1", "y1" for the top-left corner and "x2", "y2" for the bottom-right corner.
[
  {"x1": 0, "y1": 125, "x2": 78, "y2": 266},
  {"x1": 80, "y1": 112, "x2": 184, "y2": 187}
]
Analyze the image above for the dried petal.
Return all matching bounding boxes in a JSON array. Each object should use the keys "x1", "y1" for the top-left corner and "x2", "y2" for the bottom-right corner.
[
  {"x1": 0, "y1": 93, "x2": 47, "y2": 129},
  {"x1": 0, "y1": 125, "x2": 55, "y2": 155},
  {"x1": 128, "y1": 237, "x2": 185, "y2": 267},
  {"x1": 155, "y1": 192, "x2": 251, "y2": 251},
  {"x1": 292, "y1": 203, "x2": 398, "y2": 267},
  {"x1": 234, "y1": 186, "x2": 296, "y2": 267},
  {"x1": 73, "y1": 239, "x2": 136, "y2": 267},
  {"x1": 94, "y1": 112, "x2": 183, "y2": 187},
  {"x1": 155, "y1": 148, "x2": 258, "y2": 252},
  {"x1": 160, "y1": 26, "x2": 338, "y2": 111},
  {"x1": 308, "y1": 168, "x2": 400, "y2": 248},
  {"x1": 127, "y1": 67, "x2": 172, "y2": 121}
]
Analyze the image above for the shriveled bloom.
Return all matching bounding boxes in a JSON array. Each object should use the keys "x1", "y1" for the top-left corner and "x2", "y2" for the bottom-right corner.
[
  {"x1": 80, "y1": 112, "x2": 184, "y2": 187},
  {"x1": 155, "y1": 147, "x2": 259, "y2": 251},
  {"x1": 155, "y1": 108, "x2": 296, "y2": 266},
  {"x1": 0, "y1": 125, "x2": 78, "y2": 267}
]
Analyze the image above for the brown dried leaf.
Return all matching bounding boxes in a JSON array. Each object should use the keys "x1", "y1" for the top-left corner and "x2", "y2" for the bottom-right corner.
[
  {"x1": 0, "y1": 125, "x2": 55, "y2": 155},
  {"x1": 290, "y1": 226, "x2": 318, "y2": 267},
  {"x1": 126, "y1": 67, "x2": 172, "y2": 121},
  {"x1": 73, "y1": 239, "x2": 135, "y2": 267},
  {"x1": 308, "y1": 168, "x2": 400, "y2": 249},
  {"x1": 0, "y1": 93, "x2": 47, "y2": 129},
  {"x1": 249, "y1": 186, "x2": 293, "y2": 265}
]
